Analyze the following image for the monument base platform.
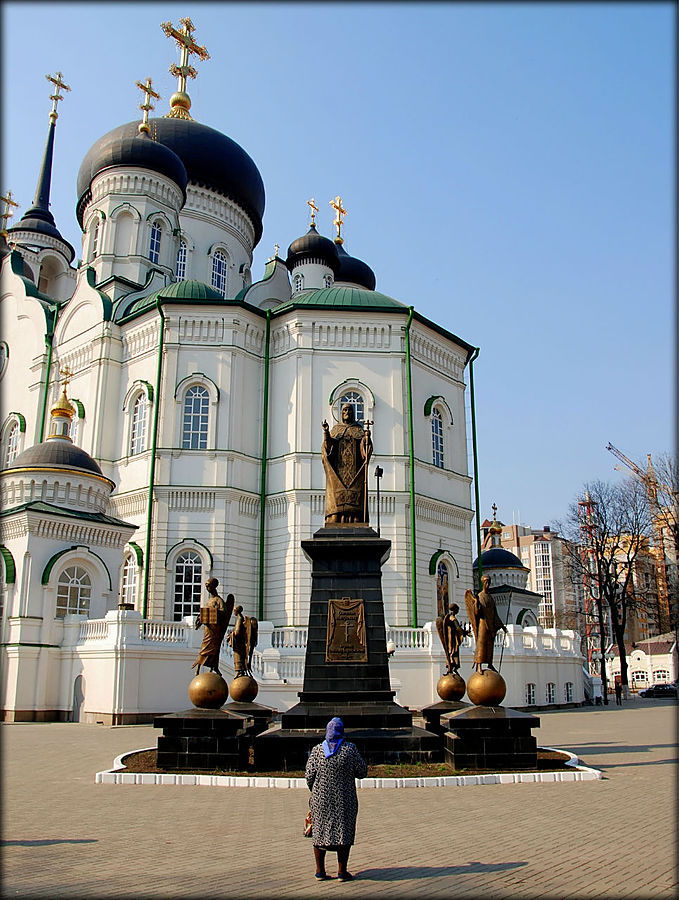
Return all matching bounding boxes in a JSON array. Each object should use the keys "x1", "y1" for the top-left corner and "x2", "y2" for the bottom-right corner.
[
  {"x1": 282, "y1": 694, "x2": 412, "y2": 729},
  {"x1": 255, "y1": 723, "x2": 442, "y2": 770},
  {"x1": 422, "y1": 700, "x2": 471, "y2": 736},
  {"x1": 442, "y1": 706, "x2": 540, "y2": 770},
  {"x1": 223, "y1": 700, "x2": 276, "y2": 736},
  {"x1": 153, "y1": 707, "x2": 252, "y2": 771}
]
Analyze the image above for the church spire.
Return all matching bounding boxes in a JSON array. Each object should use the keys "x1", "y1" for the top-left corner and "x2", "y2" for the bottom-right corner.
[{"x1": 22, "y1": 72, "x2": 70, "y2": 227}]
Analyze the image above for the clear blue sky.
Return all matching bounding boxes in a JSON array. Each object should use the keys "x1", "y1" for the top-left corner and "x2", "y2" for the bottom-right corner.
[{"x1": 3, "y1": 2, "x2": 674, "y2": 542}]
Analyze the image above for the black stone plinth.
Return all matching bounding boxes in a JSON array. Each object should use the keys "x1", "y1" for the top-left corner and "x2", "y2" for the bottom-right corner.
[
  {"x1": 422, "y1": 700, "x2": 471, "y2": 736},
  {"x1": 256, "y1": 526, "x2": 439, "y2": 768},
  {"x1": 442, "y1": 706, "x2": 540, "y2": 771},
  {"x1": 255, "y1": 724, "x2": 442, "y2": 771},
  {"x1": 154, "y1": 708, "x2": 252, "y2": 771},
  {"x1": 223, "y1": 700, "x2": 276, "y2": 736}
]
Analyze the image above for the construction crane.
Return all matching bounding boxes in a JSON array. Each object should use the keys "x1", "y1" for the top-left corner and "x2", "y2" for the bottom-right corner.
[{"x1": 605, "y1": 442, "x2": 673, "y2": 632}]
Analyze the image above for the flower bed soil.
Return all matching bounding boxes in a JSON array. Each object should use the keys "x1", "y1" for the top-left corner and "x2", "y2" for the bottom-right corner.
[{"x1": 119, "y1": 747, "x2": 571, "y2": 778}]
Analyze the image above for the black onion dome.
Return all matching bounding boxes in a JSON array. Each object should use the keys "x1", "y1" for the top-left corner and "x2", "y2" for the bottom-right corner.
[
  {"x1": 76, "y1": 118, "x2": 265, "y2": 245},
  {"x1": 473, "y1": 547, "x2": 526, "y2": 570},
  {"x1": 5, "y1": 441, "x2": 106, "y2": 477},
  {"x1": 335, "y1": 241, "x2": 376, "y2": 290},
  {"x1": 77, "y1": 127, "x2": 188, "y2": 225},
  {"x1": 286, "y1": 224, "x2": 340, "y2": 274}
]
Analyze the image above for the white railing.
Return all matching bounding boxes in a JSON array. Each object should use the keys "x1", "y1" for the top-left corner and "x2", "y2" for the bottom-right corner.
[
  {"x1": 386, "y1": 626, "x2": 432, "y2": 650},
  {"x1": 279, "y1": 657, "x2": 305, "y2": 681},
  {"x1": 271, "y1": 627, "x2": 308, "y2": 650},
  {"x1": 78, "y1": 619, "x2": 108, "y2": 641},
  {"x1": 141, "y1": 621, "x2": 188, "y2": 643}
]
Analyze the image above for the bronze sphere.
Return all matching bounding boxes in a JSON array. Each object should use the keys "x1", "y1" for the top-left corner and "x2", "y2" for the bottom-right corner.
[
  {"x1": 466, "y1": 669, "x2": 506, "y2": 707},
  {"x1": 437, "y1": 672, "x2": 466, "y2": 701},
  {"x1": 188, "y1": 671, "x2": 228, "y2": 709},
  {"x1": 229, "y1": 674, "x2": 259, "y2": 703}
]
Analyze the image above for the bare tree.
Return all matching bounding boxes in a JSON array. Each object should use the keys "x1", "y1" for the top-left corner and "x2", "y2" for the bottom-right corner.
[
  {"x1": 647, "y1": 453, "x2": 679, "y2": 636},
  {"x1": 560, "y1": 478, "x2": 652, "y2": 700}
]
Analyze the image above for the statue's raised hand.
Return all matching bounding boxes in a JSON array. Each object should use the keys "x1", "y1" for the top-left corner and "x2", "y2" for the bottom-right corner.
[{"x1": 322, "y1": 420, "x2": 329, "y2": 431}]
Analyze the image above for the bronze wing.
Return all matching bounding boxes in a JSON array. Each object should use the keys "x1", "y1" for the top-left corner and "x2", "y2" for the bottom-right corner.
[
  {"x1": 464, "y1": 589, "x2": 479, "y2": 643},
  {"x1": 246, "y1": 616, "x2": 258, "y2": 671},
  {"x1": 435, "y1": 615, "x2": 446, "y2": 651}
]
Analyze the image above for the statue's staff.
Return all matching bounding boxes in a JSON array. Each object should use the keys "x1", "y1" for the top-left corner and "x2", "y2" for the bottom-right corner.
[{"x1": 362, "y1": 420, "x2": 373, "y2": 522}]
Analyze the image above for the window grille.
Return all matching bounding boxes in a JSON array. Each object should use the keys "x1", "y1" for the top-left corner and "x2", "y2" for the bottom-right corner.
[
  {"x1": 182, "y1": 386, "x2": 209, "y2": 450},
  {"x1": 546, "y1": 682, "x2": 556, "y2": 703},
  {"x1": 91, "y1": 221, "x2": 100, "y2": 259},
  {"x1": 56, "y1": 566, "x2": 91, "y2": 617},
  {"x1": 173, "y1": 551, "x2": 202, "y2": 620},
  {"x1": 175, "y1": 240, "x2": 187, "y2": 280},
  {"x1": 525, "y1": 682, "x2": 536, "y2": 705},
  {"x1": 431, "y1": 408, "x2": 444, "y2": 468},
  {"x1": 149, "y1": 221, "x2": 162, "y2": 263},
  {"x1": 211, "y1": 250, "x2": 228, "y2": 296},
  {"x1": 121, "y1": 555, "x2": 137, "y2": 607},
  {"x1": 564, "y1": 682, "x2": 574, "y2": 702},
  {"x1": 130, "y1": 394, "x2": 148, "y2": 455},
  {"x1": 4, "y1": 422, "x2": 19, "y2": 466}
]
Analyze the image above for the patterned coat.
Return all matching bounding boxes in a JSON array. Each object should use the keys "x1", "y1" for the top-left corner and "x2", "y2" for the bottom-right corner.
[{"x1": 305, "y1": 741, "x2": 368, "y2": 847}]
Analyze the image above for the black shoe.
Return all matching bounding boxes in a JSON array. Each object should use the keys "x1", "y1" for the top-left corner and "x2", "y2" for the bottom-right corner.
[
  {"x1": 338, "y1": 872, "x2": 354, "y2": 881},
  {"x1": 314, "y1": 873, "x2": 331, "y2": 880}
]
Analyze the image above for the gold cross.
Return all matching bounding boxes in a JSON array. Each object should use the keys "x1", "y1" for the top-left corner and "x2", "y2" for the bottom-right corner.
[
  {"x1": 492, "y1": 502, "x2": 497, "y2": 520},
  {"x1": 136, "y1": 77, "x2": 161, "y2": 133},
  {"x1": 59, "y1": 365, "x2": 73, "y2": 391},
  {"x1": 162, "y1": 17, "x2": 210, "y2": 96},
  {"x1": 273, "y1": 243, "x2": 279, "y2": 257},
  {"x1": 330, "y1": 195, "x2": 347, "y2": 243},
  {"x1": 307, "y1": 197, "x2": 318, "y2": 226},
  {"x1": 0, "y1": 190, "x2": 19, "y2": 235},
  {"x1": 46, "y1": 71, "x2": 70, "y2": 122}
]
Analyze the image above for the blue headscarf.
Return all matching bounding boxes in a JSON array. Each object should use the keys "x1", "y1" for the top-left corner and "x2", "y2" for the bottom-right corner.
[{"x1": 322, "y1": 717, "x2": 344, "y2": 758}]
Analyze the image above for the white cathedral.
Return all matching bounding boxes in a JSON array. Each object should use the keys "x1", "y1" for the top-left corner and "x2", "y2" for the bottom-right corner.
[{"x1": 0, "y1": 19, "x2": 583, "y2": 722}]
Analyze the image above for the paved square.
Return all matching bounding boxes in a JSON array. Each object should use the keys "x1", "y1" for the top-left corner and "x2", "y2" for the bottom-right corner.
[{"x1": 2, "y1": 699, "x2": 676, "y2": 898}]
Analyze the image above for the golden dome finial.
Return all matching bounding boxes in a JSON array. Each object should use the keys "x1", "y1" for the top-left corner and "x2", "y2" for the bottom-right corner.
[
  {"x1": 0, "y1": 190, "x2": 19, "y2": 237},
  {"x1": 330, "y1": 195, "x2": 347, "y2": 244},
  {"x1": 307, "y1": 197, "x2": 318, "y2": 227},
  {"x1": 50, "y1": 366, "x2": 75, "y2": 424},
  {"x1": 136, "y1": 77, "x2": 161, "y2": 134},
  {"x1": 161, "y1": 17, "x2": 210, "y2": 121}
]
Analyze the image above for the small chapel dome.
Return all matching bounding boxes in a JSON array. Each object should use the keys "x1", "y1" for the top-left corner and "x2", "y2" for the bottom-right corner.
[
  {"x1": 76, "y1": 118, "x2": 265, "y2": 244},
  {"x1": 286, "y1": 225, "x2": 340, "y2": 274},
  {"x1": 473, "y1": 547, "x2": 525, "y2": 570},
  {"x1": 5, "y1": 440, "x2": 106, "y2": 478},
  {"x1": 334, "y1": 241, "x2": 376, "y2": 291},
  {"x1": 276, "y1": 285, "x2": 405, "y2": 311}
]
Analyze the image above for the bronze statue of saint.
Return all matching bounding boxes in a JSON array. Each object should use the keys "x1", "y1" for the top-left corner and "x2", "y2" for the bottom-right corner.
[
  {"x1": 464, "y1": 575, "x2": 507, "y2": 672},
  {"x1": 322, "y1": 404, "x2": 373, "y2": 524},
  {"x1": 192, "y1": 578, "x2": 234, "y2": 676},
  {"x1": 435, "y1": 602, "x2": 469, "y2": 673},
  {"x1": 227, "y1": 605, "x2": 259, "y2": 678}
]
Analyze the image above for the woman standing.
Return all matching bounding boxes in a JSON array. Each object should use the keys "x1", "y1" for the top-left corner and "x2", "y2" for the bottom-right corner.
[{"x1": 305, "y1": 718, "x2": 368, "y2": 881}]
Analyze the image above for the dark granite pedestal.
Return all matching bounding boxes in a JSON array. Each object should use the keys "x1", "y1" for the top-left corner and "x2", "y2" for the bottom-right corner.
[
  {"x1": 255, "y1": 526, "x2": 441, "y2": 769},
  {"x1": 442, "y1": 706, "x2": 540, "y2": 770},
  {"x1": 422, "y1": 700, "x2": 471, "y2": 736},
  {"x1": 223, "y1": 700, "x2": 276, "y2": 736},
  {"x1": 154, "y1": 708, "x2": 253, "y2": 771}
]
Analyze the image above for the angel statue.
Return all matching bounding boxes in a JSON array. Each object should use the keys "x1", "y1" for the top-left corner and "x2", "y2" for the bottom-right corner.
[
  {"x1": 435, "y1": 602, "x2": 469, "y2": 674},
  {"x1": 464, "y1": 575, "x2": 507, "y2": 673},
  {"x1": 227, "y1": 605, "x2": 259, "y2": 678}
]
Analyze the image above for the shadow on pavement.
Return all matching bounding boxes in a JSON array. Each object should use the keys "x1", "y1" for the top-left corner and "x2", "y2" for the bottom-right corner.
[
  {"x1": 2, "y1": 839, "x2": 98, "y2": 846},
  {"x1": 565, "y1": 742, "x2": 675, "y2": 755},
  {"x1": 356, "y1": 861, "x2": 527, "y2": 880}
]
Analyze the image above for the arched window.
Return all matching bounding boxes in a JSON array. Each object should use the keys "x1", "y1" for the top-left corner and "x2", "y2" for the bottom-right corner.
[
  {"x1": 130, "y1": 393, "x2": 148, "y2": 455},
  {"x1": 564, "y1": 682, "x2": 574, "y2": 702},
  {"x1": 339, "y1": 390, "x2": 364, "y2": 424},
  {"x1": 56, "y1": 566, "x2": 92, "y2": 617},
  {"x1": 546, "y1": 682, "x2": 556, "y2": 704},
  {"x1": 175, "y1": 240, "x2": 187, "y2": 280},
  {"x1": 525, "y1": 683, "x2": 536, "y2": 705},
  {"x1": 3, "y1": 421, "x2": 19, "y2": 466},
  {"x1": 436, "y1": 561, "x2": 450, "y2": 618},
  {"x1": 631, "y1": 670, "x2": 648, "y2": 687},
  {"x1": 0, "y1": 342, "x2": 8, "y2": 379},
  {"x1": 121, "y1": 555, "x2": 137, "y2": 608},
  {"x1": 173, "y1": 550, "x2": 202, "y2": 620},
  {"x1": 211, "y1": 250, "x2": 228, "y2": 296},
  {"x1": 652, "y1": 669, "x2": 670, "y2": 683},
  {"x1": 323, "y1": 273, "x2": 333, "y2": 288},
  {"x1": 182, "y1": 385, "x2": 210, "y2": 450},
  {"x1": 149, "y1": 220, "x2": 162, "y2": 264},
  {"x1": 293, "y1": 272, "x2": 304, "y2": 293},
  {"x1": 431, "y1": 408, "x2": 444, "y2": 468},
  {"x1": 91, "y1": 220, "x2": 100, "y2": 260}
]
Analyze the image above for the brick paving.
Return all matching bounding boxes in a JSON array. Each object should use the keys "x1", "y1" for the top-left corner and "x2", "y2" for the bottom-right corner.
[{"x1": 2, "y1": 697, "x2": 677, "y2": 899}]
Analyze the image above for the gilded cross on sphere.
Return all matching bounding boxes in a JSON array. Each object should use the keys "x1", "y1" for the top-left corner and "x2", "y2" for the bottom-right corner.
[
  {"x1": 492, "y1": 502, "x2": 498, "y2": 521},
  {"x1": 136, "y1": 77, "x2": 161, "y2": 133},
  {"x1": 161, "y1": 17, "x2": 210, "y2": 93},
  {"x1": 45, "y1": 71, "x2": 70, "y2": 122},
  {"x1": 307, "y1": 197, "x2": 318, "y2": 226},
  {"x1": 59, "y1": 365, "x2": 73, "y2": 391},
  {"x1": 330, "y1": 195, "x2": 347, "y2": 243},
  {"x1": 0, "y1": 190, "x2": 19, "y2": 234}
]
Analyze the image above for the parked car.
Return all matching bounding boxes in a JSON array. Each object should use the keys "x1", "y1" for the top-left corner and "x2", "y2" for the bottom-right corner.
[{"x1": 638, "y1": 684, "x2": 678, "y2": 699}]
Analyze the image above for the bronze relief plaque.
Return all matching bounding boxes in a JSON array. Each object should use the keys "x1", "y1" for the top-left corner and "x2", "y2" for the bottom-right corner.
[{"x1": 326, "y1": 598, "x2": 368, "y2": 662}]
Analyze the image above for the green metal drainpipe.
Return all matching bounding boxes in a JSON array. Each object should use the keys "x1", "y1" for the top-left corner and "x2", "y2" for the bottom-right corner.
[
  {"x1": 404, "y1": 307, "x2": 418, "y2": 627},
  {"x1": 468, "y1": 347, "x2": 483, "y2": 584},
  {"x1": 142, "y1": 299, "x2": 165, "y2": 618},
  {"x1": 257, "y1": 309, "x2": 271, "y2": 621},
  {"x1": 38, "y1": 332, "x2": 55, "y2": 443}
]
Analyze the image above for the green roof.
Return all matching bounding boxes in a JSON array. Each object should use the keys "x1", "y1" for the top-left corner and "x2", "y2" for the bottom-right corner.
[
  {"x1": 275, "y1": 286, "x2": 405, "y2": 313},
  {"x1": 120, "y1": 280, "x2": 226, "y2": 319}
]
